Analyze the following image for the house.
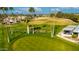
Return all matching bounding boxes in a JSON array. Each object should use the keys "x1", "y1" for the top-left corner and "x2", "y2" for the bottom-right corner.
[
  {"x1": 73, "y1": 25, "x2": 79, "y2": 38},
  {"x1": 3, "y1": 17, "x2": 17, "y2": 24},
  {"x1": 57, "y1": 25, "x2": 79, "y2": 43},
  {"x1": 61, "y1": 25, "x2": 76, "y2": 37}
]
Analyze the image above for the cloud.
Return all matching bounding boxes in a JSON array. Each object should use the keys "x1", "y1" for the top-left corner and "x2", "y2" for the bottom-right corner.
[
  {"x1": 51, "y1": 9, "x2": 55, "y2": 11},
  {"x1": 13, "y1": 10, "x2": 23, "y2": 14},
  {"x1": 55, "y1": 8, "x2": 60, "y2": 11},
  {"x1": 71, "y1": 7, "x2": 79, "y2": 9},
  {"x1": 61, "y1": 7, "x2": 78, "y2": 10},
  {"x1": 51, "y1": 8, "x2": 61, "y2": 12},
  {"x1": 34, "y1": 7, "x2": 42, "y2": 12},
  {"x1": 17, "y1": 8, "x2": 27, "y2": 12}
]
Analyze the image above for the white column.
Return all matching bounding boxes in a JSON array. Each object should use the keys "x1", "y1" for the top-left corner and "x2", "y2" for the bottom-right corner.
[
  {"x1": 78, "y1": 34, "x2": 79, "y2": 38},
  {"x1": 32, "y1": 27, "x2": 34, "y2": 34},
  {"x1": 27, "y1": 25, "x2": 30, "y2": 34}
]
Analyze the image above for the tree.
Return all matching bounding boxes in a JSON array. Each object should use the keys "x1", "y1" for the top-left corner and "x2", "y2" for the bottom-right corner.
[
  {"x1": 28, "y1": 7, "x2": 35, "y2": 16},
  {"x1": 26, "y1": 7, "x2": 36, "y2": 34},
  {"x1": 0, "y1": 7, "x2": 14, "y2": 50},
  {"x1": 56, "y1": 11, "x2": 63, "y2": 18},
  {"x1": 51, "y1": 10, "x2": 58, "y2": 38},
  {"x1": 9, "y1": 7, "x2": 14, "y2": 14},
  {"x1": 50, "y1": 13, "x2": 54, "y2": 17}
]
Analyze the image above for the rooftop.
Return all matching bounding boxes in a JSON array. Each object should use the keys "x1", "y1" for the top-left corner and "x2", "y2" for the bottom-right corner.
[
  {"x1": 73, "y1": 25, "x2": 79, "y2": 33},
  {"x1": 63, "y1": 25, "x2": 77, "y2": 31}
]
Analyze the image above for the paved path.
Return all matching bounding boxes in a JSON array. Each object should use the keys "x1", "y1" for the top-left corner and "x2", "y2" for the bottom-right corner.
[{"x1": 57, "y1": 32, "x2": 79, "y2": 44}]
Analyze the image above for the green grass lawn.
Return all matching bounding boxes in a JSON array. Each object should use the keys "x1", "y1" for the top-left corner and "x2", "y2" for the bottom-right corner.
[
  {"x1": 0, "y1": 28, "x2": 3, "y2": 50},
  {"x1": 0, "y1": 17, "x2": 78, "y2": 51},
  {"x1": 12, "y1": 33, "x2": 79, "y2": 51},
  {"x1": 0, "y1": 23, "x2": 27, "y2": 50},
  {"x1": 11, "y1": 25, "x2": 79, "y2": 51}
]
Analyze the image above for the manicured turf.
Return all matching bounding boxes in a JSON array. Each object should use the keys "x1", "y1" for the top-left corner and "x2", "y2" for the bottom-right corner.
[
  {"x1": 0, "y1": 28, "x2": 3, "y2": 50},
  {"x1": 12, "y1": 33, "x2": 79, "y2": 51},
  {"x1": 11, "y1": 25, "x2": 79, "y2": 51},
  {"x1": 0, "y1": 17, "x2": 78, "y2": 51}
]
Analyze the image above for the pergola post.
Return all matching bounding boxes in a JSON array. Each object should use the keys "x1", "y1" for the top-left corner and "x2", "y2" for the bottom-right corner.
[
  {"x1": 27, "y1": 25, "x2": 30, "y2": 34},
  {"x1": 32, "y1": 26, "x2": 35, "y2": 34},
  {"x1": 51, "y1": 25, "x2": 55, "y2": 38}
]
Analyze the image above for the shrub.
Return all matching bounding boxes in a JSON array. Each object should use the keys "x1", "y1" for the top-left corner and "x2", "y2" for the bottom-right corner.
[
  {"x1": 70, "y1": 17, "x2": 78, "y2": 23},
  {"x1": 34, "y1": 27, "x2": 41, "y2": 30},
  {"x1": 43, "y1": 25, "x2": 46, "y2": 27},
  {"x1": 72, "y1": 34, "x2": 78, "y2": 38}
]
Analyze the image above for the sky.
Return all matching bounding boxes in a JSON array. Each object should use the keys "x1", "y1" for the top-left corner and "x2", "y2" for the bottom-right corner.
[{"x1": 0, "y1": 7, "x2": 79, "y2": 14}]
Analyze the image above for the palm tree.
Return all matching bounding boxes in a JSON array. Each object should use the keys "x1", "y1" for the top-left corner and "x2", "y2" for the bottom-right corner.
[
  {"x1": 51, "y1": 10, "x2": 58, "y2": 38},
  {"x1": 28, "y1": 7, "x2": 35, "y2": 15},
  {"x1": 27, "y1": 7, "x2": 35, "y2": 34},
  {"x1": 9, "y1": 7, "x2": 14, "y2": 14},
  {"x1": 8, "y1": 7, "x2": 14, "y2": 36},
  {"x1": 0, "y1": 7, "x2": 14, "y2": 50},
  {"x1": 0, "y1": 7, "x2": 9, "y2": 50}
]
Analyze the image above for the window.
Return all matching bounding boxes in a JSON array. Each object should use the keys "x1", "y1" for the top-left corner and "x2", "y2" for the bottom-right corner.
[{"x1": 64, "y1": 30, "x2": 72, "y2": 35}]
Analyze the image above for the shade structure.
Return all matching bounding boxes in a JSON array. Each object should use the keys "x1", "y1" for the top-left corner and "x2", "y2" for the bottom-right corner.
[
  {"x1": 73, "y1": 25, "x2": 79, "y2": 33},
  {"x1": 63, "y1": 25, "x2": 76, "y2": 31}
]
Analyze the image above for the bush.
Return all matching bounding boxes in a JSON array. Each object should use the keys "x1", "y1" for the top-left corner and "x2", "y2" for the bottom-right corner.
[
  {"x1": 34, "y1": 27, "x2": 41, "y2": 30},
  {"x1": 43, "y1": 25, "x2": 46, "y2": 27},
  {"x1": 72, "y1": 34, "x2": 78, "y2": 38},
  {"x1": 70, "y1": 17, "x2": 78, "y2": 23}
]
